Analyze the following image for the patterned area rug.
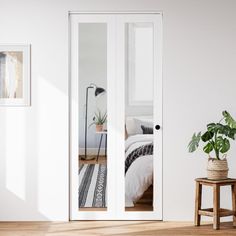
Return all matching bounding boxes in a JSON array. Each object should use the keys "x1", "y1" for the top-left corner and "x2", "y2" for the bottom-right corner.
[{"x1": 79, "y1": 164, "x2": 107, "y2": 208}]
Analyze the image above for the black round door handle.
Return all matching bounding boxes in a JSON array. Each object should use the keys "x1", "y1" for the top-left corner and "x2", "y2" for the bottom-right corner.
[{"x1": 155, "y1": 125, "x2": 161, "y2": 130}]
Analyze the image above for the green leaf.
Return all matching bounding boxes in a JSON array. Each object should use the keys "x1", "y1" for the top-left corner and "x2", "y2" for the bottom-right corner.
[
  {"x1": 215, "y1": 136, "x2": 223, "y2": 148},
  {"x1": 91, "y1": 110, "x2": 107, "y2": 125},
  {"x1": 219, "y1": 125, "x2": 231, "y2": 136},
  {"x1": 88, "y1": 121, "x2": 96, "y2": 128},
  {"x1": 223, "y1": 111, "x2": 236, "y2": 129},
  {"x1": 220, "y1": 138, "x2": 230, "y2": 153},
  {"x1": 215, "y1": 123, "x2": 225, "y2": 134},
  {"x1": 215, "y1": 136, "x2": 230, "y2": 154},
  {"x1": 207, "y1": 123, "x2": 216, "y2": 132},
  {"x1": 201, "y1": 131, "x2": 214, "y2": 142},
  {"x1": 188, "y1": 132, "x2": 201, "y2": 153},
  {"x1": 203, "y1": 142, "x2": 214, "y2": 154},
  {"x1": 228, "y1": 128, "x2": 236, "y2": 140},
  {"x1": 101, "y1": 113, "x2": 107, "y2": 123}
]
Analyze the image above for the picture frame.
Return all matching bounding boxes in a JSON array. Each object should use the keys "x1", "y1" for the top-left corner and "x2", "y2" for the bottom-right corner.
[{"x1": 0, "y1": 44, "x2": 31, "y2": 106}]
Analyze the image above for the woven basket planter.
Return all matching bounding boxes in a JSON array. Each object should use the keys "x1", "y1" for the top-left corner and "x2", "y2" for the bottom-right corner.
[{"x1": 207, "y1": 158, "x2": 229, "y2": 180}]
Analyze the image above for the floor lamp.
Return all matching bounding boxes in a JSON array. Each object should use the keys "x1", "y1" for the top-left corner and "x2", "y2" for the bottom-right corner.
[{"x1": 84, "y1": 83, "x2": 106, "y2": 160}]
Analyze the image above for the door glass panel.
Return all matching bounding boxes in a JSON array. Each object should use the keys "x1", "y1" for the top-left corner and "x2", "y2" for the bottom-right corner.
[
  {"x1": 78, "y1": 23, "x2": 107, "y2": 211},
  {"x1": 125, "y1": 23, "x2": 154, "y2": 211},
  {"x1": 127, "y1": 23, "x2": 153, "y2": 106}
]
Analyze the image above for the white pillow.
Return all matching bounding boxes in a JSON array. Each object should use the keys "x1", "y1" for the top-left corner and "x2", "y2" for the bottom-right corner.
[
  {"x1": 125, "y1": 116, "x2": 153, "y2": 136},
  {"x1": 125, "y1": 117, "x2": 137, "y2": 136},
  {"x1": 134, "y1": 118, "x2": 153, "y2": 134}
]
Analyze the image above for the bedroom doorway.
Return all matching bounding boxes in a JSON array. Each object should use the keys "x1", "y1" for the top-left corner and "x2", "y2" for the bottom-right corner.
[{"x1": 70, "y1": 12, "x2": 163, "y2": 220}]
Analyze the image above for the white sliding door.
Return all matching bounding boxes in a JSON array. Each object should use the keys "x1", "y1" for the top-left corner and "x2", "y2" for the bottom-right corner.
[{"x1": 70, "y1": 12, "x2": 162, "y2": 220}]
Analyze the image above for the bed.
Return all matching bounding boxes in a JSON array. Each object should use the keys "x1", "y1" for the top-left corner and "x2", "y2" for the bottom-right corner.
[{"x1": 125, "y1": 116, "x2": 154, "y2": 207}]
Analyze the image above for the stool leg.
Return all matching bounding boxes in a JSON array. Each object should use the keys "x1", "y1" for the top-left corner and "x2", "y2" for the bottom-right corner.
[
  {"x1": 105, "y1": 134, "x2": 107, "y2": 158},
  {"x1": 213, "y1": 184, "x2": 220, "y2": 230},
  {"x1": 96, "y1": 134, "x2": 103, "y2": 162},
  {"x1": 232, "y1": 184, "x2": 236, "y2": 227},
  {"x1": 194, "y1": 182, "x2": 202, "y2": 226}
]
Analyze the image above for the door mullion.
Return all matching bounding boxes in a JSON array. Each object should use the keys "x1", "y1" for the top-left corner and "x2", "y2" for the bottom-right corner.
[{"x1": 115, "y1": 16, "x2": 126, "y2": 218}]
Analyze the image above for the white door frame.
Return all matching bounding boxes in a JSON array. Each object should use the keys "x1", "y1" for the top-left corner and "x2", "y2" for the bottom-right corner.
[{"x1": 69, "y1": 12, "x2": 163, "y2": 220}]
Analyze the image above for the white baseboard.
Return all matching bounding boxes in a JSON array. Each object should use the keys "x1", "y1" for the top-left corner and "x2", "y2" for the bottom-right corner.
[{"x1": 79, "y1": 148, "x2": 106, "y2": 155}]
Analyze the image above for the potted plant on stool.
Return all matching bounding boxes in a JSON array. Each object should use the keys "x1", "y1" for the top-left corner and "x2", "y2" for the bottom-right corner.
[
  {"x1": 90, "y1": 110, "x2": 107, "y2": 132},
  {"x1": 188, "y1": 111, "x2": 236, "y2": 180}
]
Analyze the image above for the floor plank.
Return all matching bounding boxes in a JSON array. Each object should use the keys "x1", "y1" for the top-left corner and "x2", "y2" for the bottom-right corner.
[
  {"x1": 79, "y1": 155, "x2": 107, "y2": 165},
  {"x1": 0, "y1": 221, "x2": 235, "y2": 236}
]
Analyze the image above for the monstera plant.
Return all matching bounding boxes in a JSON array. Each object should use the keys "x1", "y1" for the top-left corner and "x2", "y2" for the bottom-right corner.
[{"x1": 188, "y1": 111, "x2": 236, "y2": 179}]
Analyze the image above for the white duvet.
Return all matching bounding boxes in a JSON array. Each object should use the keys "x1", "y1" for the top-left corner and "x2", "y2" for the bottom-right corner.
[{"x1": 125, "y1": 134, "x2": 153, "y2": 207}]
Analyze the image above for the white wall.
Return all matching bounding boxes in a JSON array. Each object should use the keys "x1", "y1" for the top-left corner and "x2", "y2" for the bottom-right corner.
[
  {"x1": 79, "y1": 23, "x2": 107, "y2": 151},
  {"x1": 0, "y1": 0, "x2": 235, "y2": 221}
]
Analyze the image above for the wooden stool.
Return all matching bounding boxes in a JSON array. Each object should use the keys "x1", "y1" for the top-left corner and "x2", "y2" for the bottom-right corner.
[{"x1": 195, "y1": 178, "x2": 236, "y2": 230}]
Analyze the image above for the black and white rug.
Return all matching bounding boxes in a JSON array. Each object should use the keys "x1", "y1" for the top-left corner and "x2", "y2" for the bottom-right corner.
[{"x1": 79, "y1": 164, "x2": 107, "y2": 208}]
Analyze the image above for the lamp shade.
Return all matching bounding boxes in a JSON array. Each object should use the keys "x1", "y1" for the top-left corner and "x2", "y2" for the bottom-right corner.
[{"x1": 95, "y1": 87, "x2": 106, "y2": 96}]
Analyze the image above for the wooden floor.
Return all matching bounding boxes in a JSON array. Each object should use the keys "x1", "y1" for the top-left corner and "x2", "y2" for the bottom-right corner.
[
  {"x1": 126, "y1": 185, "x2": 153, "y2": 211},
  {"x1": 79, "y1": 155, "x2": 107, "y2": 165},
  {"x1": 0, "y1": 221, "x2": 235, "y2": 236},
  {"x1": 125, "y1": 203, "x2": 153, "y2": 211}
]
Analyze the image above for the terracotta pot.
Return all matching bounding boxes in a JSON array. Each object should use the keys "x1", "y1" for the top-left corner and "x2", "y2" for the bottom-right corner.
[
  {"x1": 96, "y1": 125, "x2": 103, "y2": 132},
  {"x1": 207, "y1": 158, "x2": 229, "y2": 180}
]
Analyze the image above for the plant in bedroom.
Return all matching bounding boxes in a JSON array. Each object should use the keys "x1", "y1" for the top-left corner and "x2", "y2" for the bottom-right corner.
[
  {"x1": 188, "y1": 111, "x2": 236, "y2": 180},
  {"x1": 90, "y1": 110, "x2": 107, "y2": 132}
]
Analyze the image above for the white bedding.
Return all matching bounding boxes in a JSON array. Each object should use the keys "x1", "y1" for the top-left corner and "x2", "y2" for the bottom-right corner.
[{"x1": 125, "y1": 134, "x2": 153, "y2": 207}]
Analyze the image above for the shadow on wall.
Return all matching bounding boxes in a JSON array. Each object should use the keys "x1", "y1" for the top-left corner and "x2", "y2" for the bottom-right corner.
[
  {"x1": 0, "y1": 120, "x2": 48, "y2": 220},
  {"x1": 0, "y1": 76, "x2": 53, "y2": 220}
]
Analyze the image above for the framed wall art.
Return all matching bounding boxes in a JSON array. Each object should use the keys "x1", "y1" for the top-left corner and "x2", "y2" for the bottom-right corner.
[{"x1": 0, "y1": 45, "x2": 31, "y2": 106}]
